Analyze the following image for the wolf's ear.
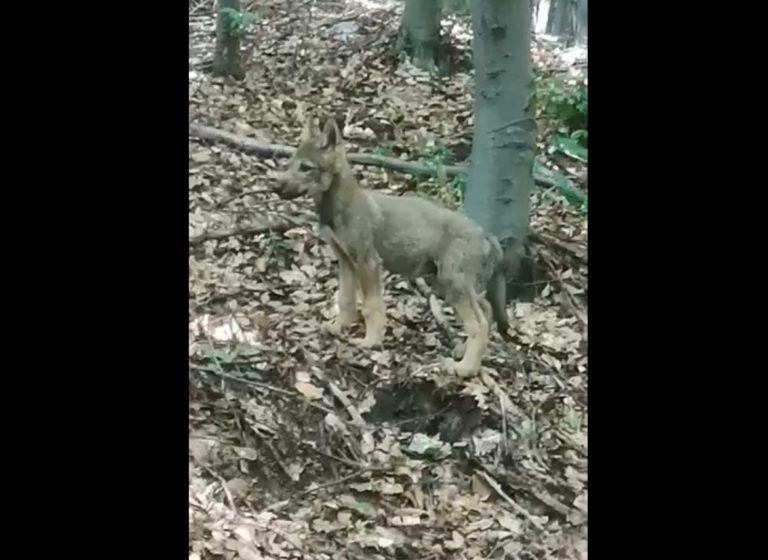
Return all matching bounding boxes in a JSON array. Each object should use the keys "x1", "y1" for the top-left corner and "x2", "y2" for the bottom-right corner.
[
  {"x1": 321, "y1": 118, "x2": 342, "y2": 149},
  {"x1": 301, "y1": 110, "x2": 320, "y2": 140}
]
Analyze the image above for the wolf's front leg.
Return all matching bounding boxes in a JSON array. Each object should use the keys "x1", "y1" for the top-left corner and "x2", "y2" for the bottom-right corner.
[
  {"x1": 326, "y1": 253, "x2": 359, "y2": 334},
  {"x1": 352, "y1": 258, "x2": 386, "y2": 348},
  {"x1": 321, "y1": 237, "x2": 359, "y2": 335}
]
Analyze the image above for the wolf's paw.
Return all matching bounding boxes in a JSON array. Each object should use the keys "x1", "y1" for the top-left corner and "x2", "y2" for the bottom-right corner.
[
  {"x1": 440, "y1": 357, "x2": 477, "y2": 379},
  {"x1": 324, "y1": 316, "x2": 356, "y2": 336},
  {"x1": 351, "y1": 334, "x2": 383, "y2": 348},
  {"x1": 452, "y1": 340, "x2": 466, "y2": 360}
]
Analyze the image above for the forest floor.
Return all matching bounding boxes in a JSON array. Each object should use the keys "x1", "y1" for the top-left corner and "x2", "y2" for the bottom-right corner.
[{"x1": 189, "y1": 1, "x2": 588, "y2": 559}]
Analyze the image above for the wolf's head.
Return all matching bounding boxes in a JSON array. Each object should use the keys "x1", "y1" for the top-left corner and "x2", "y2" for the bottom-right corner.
[{"x1": 273, "y1": 113, "x2": 346, "y2": 200}]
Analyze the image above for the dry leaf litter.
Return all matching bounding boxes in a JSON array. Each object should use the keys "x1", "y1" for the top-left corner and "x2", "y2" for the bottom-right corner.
[{"x1": 190, "y1": 1, "x2": 587, "y2": 559}]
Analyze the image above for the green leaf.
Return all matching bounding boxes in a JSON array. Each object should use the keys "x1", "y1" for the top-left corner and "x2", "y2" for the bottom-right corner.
[
  {"x1": 203, "y1": 349, "x2": 235, "y2": 364},
  {"x1": 534, "y1": 160, "x2": 588, "y2": 211},
  {"x1": 551, "y1": 135, "x2": 588, "y2": 162}
]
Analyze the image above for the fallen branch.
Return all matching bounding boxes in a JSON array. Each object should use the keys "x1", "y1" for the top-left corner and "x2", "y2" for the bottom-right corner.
[
  {"x1": 529, "y1": 231, "x2": 587, "y2": 264},
  {"x1": 189, "y1": 220, "x2": 303, "y2": 246},
  {"x1": 190, "y1": 122, "x2": 464, "y2": 176},
  {"x1": 481, "y1": 461, "x2": 575, "y2": 519},
  {"x1": 189, "y1": 123, "x2": 588, "y2": 205}
]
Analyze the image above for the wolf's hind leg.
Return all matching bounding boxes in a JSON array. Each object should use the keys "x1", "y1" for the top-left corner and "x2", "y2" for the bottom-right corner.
[
  {"x1": 453, "y1": 297, "x2": 492, "y2": 359},
  {"x1": 442, "y1": 289, "x2": 489, "y2": 378}
]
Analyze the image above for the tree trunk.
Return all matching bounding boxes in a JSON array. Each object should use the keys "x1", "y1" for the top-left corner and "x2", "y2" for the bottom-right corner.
[
  {"x1": 531, "y1": 0, "x2": 540, "y2": 26},
  {"x1": 465, "y1": 0, "x2": 535, "y2": 285},
  {"x1": 574, "y1": 0, "x2": 587, "y2": 44},
  {"x1": 546, "y1": 0, "x2": 575, "y2": 42},
  {"x1": 396, "y1": 0, "x2": 444, "y2": 72},
  {"x1": 534, "y1": 0, "x2": 550, "y2": 33},
  {"x1": 212, "y1": 0, "x2": 245, "y2": 79}
]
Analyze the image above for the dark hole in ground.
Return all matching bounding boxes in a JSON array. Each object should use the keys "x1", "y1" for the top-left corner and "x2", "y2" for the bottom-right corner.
[{"x1": 364, "y1": 378, "x2": 481, "y2": 443}]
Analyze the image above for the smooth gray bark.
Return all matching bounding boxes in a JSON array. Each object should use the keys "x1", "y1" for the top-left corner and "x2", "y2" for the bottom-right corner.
[
  {"x1": 465, "y1": 0, "x2": 535, "y2": 281},
  {"x1": 574, "y1": 0, "x2": 587, "y2": 44},
  {"x1": 531, "y1": 0, "x2": 540, "y2": 25},
  {"x1": 396, "y1": 0, "x2": 444, "y2": 72},
  {"x1": 212, "y1": 0, "x2": 245, "y2": 79},
  {"x1": 546, "y1": 0, "x2": 575, "y2": 42}
]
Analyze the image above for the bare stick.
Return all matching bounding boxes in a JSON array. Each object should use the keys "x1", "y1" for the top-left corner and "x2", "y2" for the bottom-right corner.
[
  {"x1": 539, "y1": 251, "x2": 587, "y2": 325},
  {"x1": 300, "y1": 442, "x2": 365, "y2": 469},
  {"x1": 189, "y1": 123, "x2": 590, "y2": 207},
  {"x1": 258, "y1": 432, "x2": 296, "y2": 483},
  {"x1": 263, "y1": 468, "x2": 376, "y2": 512},
  {"x1": 190, "y1": 122, "x2": 465, "y2": 177},
  {"x1": 189, "y1": 123, "x2": 591, "y2": 208},
  {"x1": 475, "y1": 469, "x2": 545, "y2": 532},
  {"x1": 498, "y1": 389, "x2": 508, "y2": 467},
  {"x1": 203, "y1": 465, "x2": 239, "y2": 515},
  {"x1": 189, "y1": 220, "x2": 303, "y2": 246},
  {"x1": 189, "y1": 363, "x2": 343, "y2": 420},
  {"x1": 326, "y1": 380, "x2": 366, "y2": 427}
]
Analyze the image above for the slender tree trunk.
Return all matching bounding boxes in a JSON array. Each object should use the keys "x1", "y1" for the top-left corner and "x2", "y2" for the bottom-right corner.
[
  {"x1": 534, "y1": 0, "x2": 550, "y2": 33},
  {"x1": 212, "y1": 0, "x2": 245, "y2": 79},
  {"x1": 531, "y1": 0, "x2": 540, "y2": 27},
  {"x1": 396, "y1": 0, "x2": 445, "y2": 72},
  {"x1": 465, "y1": 0, "x2": 535, "y2": 283},
  {"x1": 546, "y1": 0, "x2": 557, "y2": 33},
  {"x1": 574, "y1": 0, "x2": 587, "y2": 44},
  {"x1": 546, "y1": 0, "x2": 575, "y2": 42}
]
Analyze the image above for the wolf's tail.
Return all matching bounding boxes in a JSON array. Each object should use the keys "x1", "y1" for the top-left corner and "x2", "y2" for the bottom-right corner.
[
  {"x1": 485, "y1": 235, "x2": 512, "y2": 341},
  {"x1": 487, "y1": 265, "x2": 512, "y2": 341}
]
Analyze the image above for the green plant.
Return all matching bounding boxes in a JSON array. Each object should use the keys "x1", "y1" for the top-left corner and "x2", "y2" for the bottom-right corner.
[
  {"x1": 417, "y1": 142, "x2": 452, "y2": 168},
  {"x1": 536, "y1": 74, "x2": 588, "y2": 147},
  {"x1": 374, "y1": 140, "x2": 397, "y2": 157},
  {"x1": 411, "y1": 142, "x2": 463, "y2": 208},
  {"x1": 220, "y1": 7, "x2": 261, "y2": 36},
  {"x1": 549, "y1": 134, "x2": 588, "y2": 163},
  {"x1": 449, "y1": 173, "x2": 467, "y2": 200}
]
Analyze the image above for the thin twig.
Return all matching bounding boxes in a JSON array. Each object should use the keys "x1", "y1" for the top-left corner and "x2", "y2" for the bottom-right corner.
[
  {"x1": 481, "y1": 371, "x2": 524, "y2": 440},
  {"x1": 189, "y1": 220, "x2": 304, "y2": 246},
  {"x1": 326, "y1": 380, "x2": 366, "y2": 427},
  {"x1": 539, "y1": 251, "x2": 586, "y2": 325},
  {"x1": 528, "y1": 488, "x2": 572, "y2": 517},
  {"x1": 203, "y1": 465, "x2": 239, "y2": 515},
  {"x1": 483, "y1": 462, "x2": 575, "y2": 519},
  {"x1": 300, "y1": 442, "x2": 365, "y2": 469},
  {"x1": 189, "y1": 363, "x2": 344, "y2": 420},
  {"x1": 475, "y1": 469, "x2": 545, "y2": 532},
  {"x1": 256, "y1": 430, "x2": 296, "y2": 483},
  {"x1": 213, "y1": 188, "x2": 277, "y2": 209},
  {"x1": 498, "y1": 389, "x2": 508, "y2": 468},
  {"x1": 264, "y1": 468, "x2": 381, "y2": 512}
]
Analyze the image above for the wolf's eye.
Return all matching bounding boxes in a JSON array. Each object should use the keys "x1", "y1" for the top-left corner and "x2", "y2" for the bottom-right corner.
[{"x1": 299, "y1": 162, "x2": 316, "y2": 172}]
